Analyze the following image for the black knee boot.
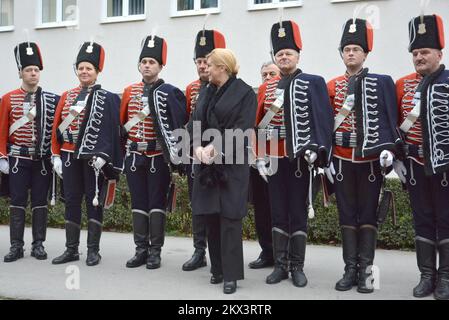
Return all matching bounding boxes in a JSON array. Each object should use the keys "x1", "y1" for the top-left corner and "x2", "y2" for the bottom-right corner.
[
  {"x1": 289, "y1": 231, "x2": 308, "y2": 287},
  {"x1": 182, "y1": 214, "x2": 207, "y2": 271},
  {"x1": 147, "y1": 210, "x2": 166, "y2": 269},
  {"x1": 413, "y1": 237, "x2": 437, "y2": 298},
  {"x1": 336, "y1": 226, "x2": 358, "y2": 291},
  {"x1": 357, "y1": 225, "x2": 377, "y2": 294},
  {"x1": 127, "y1": 210, "x2": 149, "y2": 268},
  {"x1": 4, "y1": 206, "x2": 25, "y2": 262},
  {"x1": 182, "y1": 248, "x2": 207, "y2": 271},
  {"x1": 266, "y1": 228, "x2": 289, "y2": 284},
  {"x1": 86, "y1": 219, "x2": 102, "y2": 266},
  {"x1": 31, "y1": 206, "x2": 48, "y2": 260},
  {"x1": 434, "y1": 240, "x2": 449, "y2": 300},
  {"x1": 52, "y1": 221, "x2": 80, "y2": 264}
]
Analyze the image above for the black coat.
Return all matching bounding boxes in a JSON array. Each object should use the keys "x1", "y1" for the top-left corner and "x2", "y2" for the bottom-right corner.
[{"x1": 191, "y1": 77, "x2": 257, "y2": 219}]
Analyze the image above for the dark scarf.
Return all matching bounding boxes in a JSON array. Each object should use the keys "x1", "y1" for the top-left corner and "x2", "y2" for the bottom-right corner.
[{"x1": 197, "y1": 76, "x2": 236, "y2": 188}]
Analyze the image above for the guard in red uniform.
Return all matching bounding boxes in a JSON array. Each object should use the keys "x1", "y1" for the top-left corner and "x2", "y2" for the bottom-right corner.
[
  {"x1": 327, "y1": 18, "x2": 400, "y2": 293},
  {"x1": 121, "y1": 34, "x2": 186, "y2": 270},
  {"x1": 396, "y1": 13, "x2": 449, "y2": 300},
  {"x1": 0, "y1": 42, "x2": 59, "y2": 262},
  {"x1": 51, "y1": 42, "x2": 122, "y2": 266},
  {"x1": 256, "y1": 20, "x2": 333, "y2": 288}
]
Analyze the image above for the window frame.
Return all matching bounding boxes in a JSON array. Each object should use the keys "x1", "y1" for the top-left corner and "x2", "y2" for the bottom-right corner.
[
  {"x1": 36, "y1": 0, "x2": 79, "y2": 29},
  {"x1": 247, "y1": 0, "x2": 303, "y2": 11},
  {"x1": 170, "y1": 0, "x2": 221, "y2": 18},
  {"x1": 0, "y1": 0, "x2": 14, "y2": 32},
  {"x1": 101, "y1": 0, "x2": 146, "y2": 24}
]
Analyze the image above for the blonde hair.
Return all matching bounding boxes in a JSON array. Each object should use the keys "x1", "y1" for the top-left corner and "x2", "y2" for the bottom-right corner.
[{"x1": 206, "y1": 48, "x2": 239, "y2": 76}]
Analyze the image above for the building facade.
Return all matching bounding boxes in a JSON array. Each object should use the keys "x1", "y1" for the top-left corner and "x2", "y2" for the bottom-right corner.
[{"x1": 0, "y1": 0, "x2": 448, "y2": 94}]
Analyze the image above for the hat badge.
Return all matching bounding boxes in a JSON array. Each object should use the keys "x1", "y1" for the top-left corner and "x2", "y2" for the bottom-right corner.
[
  {"x1": 349, "y1": 23, "x2": 357, "y2": 33},
  {"x1": 86, "y1": 45, "x2": 94, "y2": 53},
  {"x1": 418, "y1": 15, "x2": 427, "y2": 35},
  {"x1": 418, "y1": 23, "x2": 427, "y2": 34},
  {"x1": 200, "y1": 36, "x2": 207, "y2": 46},
  {"x1": 278, "y1": 27, "x2": 286, "y2": 38},
  {"x1": 147, "y1": 38, "x2": 155, "y2": 48},
  {"x1": 26, "y1": 47, "x2": 34, "y2": 56}
]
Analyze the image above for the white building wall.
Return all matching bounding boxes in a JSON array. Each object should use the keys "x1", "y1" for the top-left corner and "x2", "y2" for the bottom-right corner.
[{"x1": 0, "y1": 0, "x2": 448, "y2": 95}]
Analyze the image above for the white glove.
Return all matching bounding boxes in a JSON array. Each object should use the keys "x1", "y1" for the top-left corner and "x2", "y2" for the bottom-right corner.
[
  {"x1": 304, "y1": 150, "x2": 317, "y2": 165},
  {"x1": 343, "y1": 94, "x2": 355, "y2": 109},
  {"x1": 93, "y1": 157, "x2": 107, "y2": 170},
  {"x1": 393, "y1": 160, "x2": 407, "y2": 184},
  {"x1": 256, "y1": 159, "x2": 269, "y2": 182},
  {"x1": 194, "y1": 146, "x2": 204, "y2": 162},
  {"x1": 324, "y1": 162, "x2": 336, "y2": 184},
  {"x1": 380, "y1": 150, "x2": 394, "y2": 168},
  {"x1": 0, "y1": 159, "x2": 9, "y2": 175},
  {"x1": 52, "y1": 156, "x2": 63, "y2": 178},
  {"x1": 272, "y1": 89, "x2": 285, "y2": 109}
]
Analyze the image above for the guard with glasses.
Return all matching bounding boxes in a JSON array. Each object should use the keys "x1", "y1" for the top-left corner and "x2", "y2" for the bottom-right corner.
[{"x1": 327, "y1": 18, "x2": 400, "y2": 293}]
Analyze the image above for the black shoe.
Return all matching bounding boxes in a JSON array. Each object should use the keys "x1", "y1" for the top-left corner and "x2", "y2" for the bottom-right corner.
[
  {"x1": 266, "y1": 267, "x2": 289, "y2": 284},
  {"x1": 413, "y1": 238, "x2": 437, "y2": 298},
  {"x1": 357, "y1": 226, "x2": 377, "y2": 294},
  {"x1": 248, "y1": 256, "x2": 274, "y2": 269},
  {"x1": 434, "y1": 240, "x2": 449, "y2": 300},
  {"x1": 52, "y1": 249, "x2": 80, "y2": 264},
  {"x1": 335, "y1": 269, "x2": 358, "y2": 291},
  {"x1": 31, "y1": 207, "x2": 48, "y2": 260},
  {"x1": 434, "y1": 276, "x2": 449, "y2": 300},
  {"x1": 336, "y1": 227, "x2": 358, "y2": 291},
  {"x1": 4, "y1": 247, "x2": 24, "y2": 263},
  {"x1": 210, "y1": 274, "x2": 224, "y2": 284},
  {"x1": 31, "y1": 245, "x2": 48, "y2": 260},
  {"x1": 182, "y1": 250, "x2": 207, "y2": 271},
  {"x1": 126, "y1": 250, "x2": 148, "y2": 268},
  {"x1": 266, "y1": 229, "x2": 289, "y2": 284},
  {"x1": 291, "y1": 267, "x2": 308, "y2": 288},
  {"x1": 86, "y1": 249, "x2": 101, "y2": 266},
  {"x1": 413, "y1": 277, "x2": 436, "y2": 298},
  {"x1": 223, "y1": 281, "x2": 237, "y2": 294},
  {"x1": 146, "y1": 249, "x2": 161, "y2": 269}
]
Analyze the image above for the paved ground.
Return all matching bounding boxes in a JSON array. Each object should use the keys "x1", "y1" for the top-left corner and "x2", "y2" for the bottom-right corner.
[{"x1": 0, "y1": 225, "x2": 424, "y2": 300}]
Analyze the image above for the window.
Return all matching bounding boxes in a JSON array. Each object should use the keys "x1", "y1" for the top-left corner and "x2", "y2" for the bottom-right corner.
[
  {"x1": 37, "y1": 0, "x2": 78, "y2": 28},
  {"x1": 171, "y1": 0, "x2": 220, "y2": 17},
  {"x1": 0, "y1": 0, "x2": 14, "y2": 31},
  {"x1": 248, "y1": 0, "x2": 303, "y2": 11},
  {"x1": 102, "y1": 0, "x2": 145, "y2": 23},
  {"x1": 331, "y1": 0, "x2": 381, "y2": 2}
]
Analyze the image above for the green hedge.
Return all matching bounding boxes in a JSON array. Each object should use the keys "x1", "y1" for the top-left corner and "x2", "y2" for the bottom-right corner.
[{"x1": 0, "y1": 175, "x2": 415, "y2": 250}]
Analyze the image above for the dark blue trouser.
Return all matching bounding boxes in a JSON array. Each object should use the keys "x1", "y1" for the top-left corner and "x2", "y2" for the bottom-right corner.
[
  {"x1": 405, "y1": 159, "x2": 449, "y2": 242},
  {"x1": 267, "y1": 157, "x2": 310, "y2": 234},
  {"x1": 8, "y1": 156, "x2": 52, "y2": 248},
  {"x1": 186, "y1": 162, "x2": 207, "y2": 251},
  {"x1": 333, "y1": 159, "x2": 382, "y2": 227},
  {"x1": 125, "y1": 153, "x2": 170, "y2": 213},
  {"x1": 61, "y1": 151, "x2": 104, "y2": 225},
  {"x1": 250, "y1": 166, "x2": 272, "y2": 259},
  {"x1": 8, "y1": 156, "x2": 52, "y2": 208}
]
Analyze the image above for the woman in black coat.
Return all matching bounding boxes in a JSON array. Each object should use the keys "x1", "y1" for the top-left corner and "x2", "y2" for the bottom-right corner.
[{"x1": 190, "y1": 48, "x2": 257, "y2": 294}]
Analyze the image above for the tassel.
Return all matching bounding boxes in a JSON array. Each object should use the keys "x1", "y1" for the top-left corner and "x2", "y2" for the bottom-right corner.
[
  {"x1": 307, "y1": 164, "x2": 315, "y2": 219},
  {"x1": 92, "y1": 161, "x2": 100, "y2": 207},
  {"x1": 50, "y1": 170, "x2": 56, "y2": 206}
]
